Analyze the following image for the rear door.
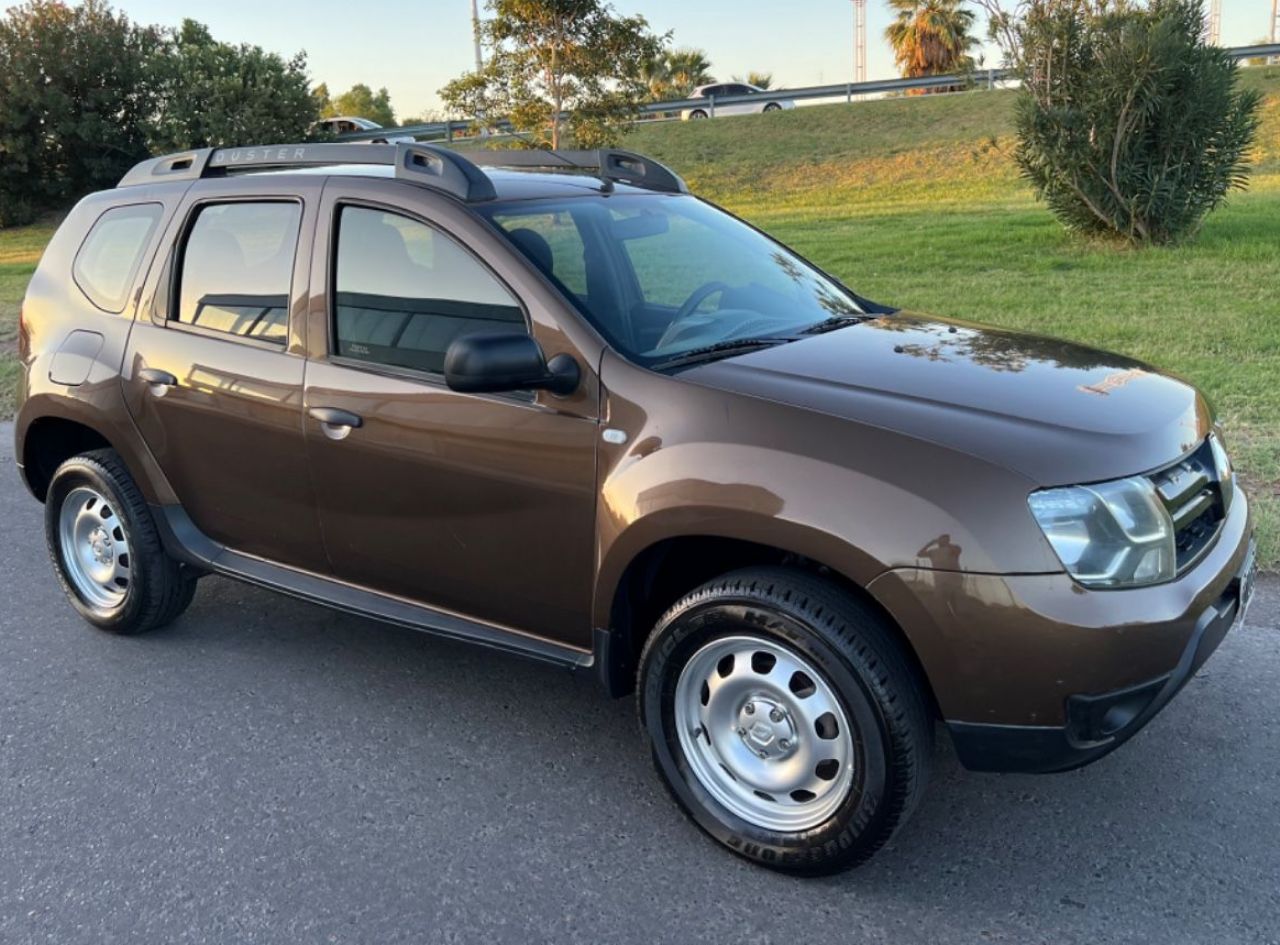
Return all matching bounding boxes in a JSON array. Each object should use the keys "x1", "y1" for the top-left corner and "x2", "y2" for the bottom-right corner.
[
  {"x1": 123, "y1": 177, "x2": 327, "y2": 571},
  {"x1": 720, "y1": 84, "x2": 754, "y2": 116},
  {"x1": 300, "y1": 178, "x2": 601, "y2": 647}
]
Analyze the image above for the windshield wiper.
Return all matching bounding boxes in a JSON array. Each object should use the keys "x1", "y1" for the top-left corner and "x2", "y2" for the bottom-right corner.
[
  {"x1": 800, "y1": 314, "x2": 875, "y2": 335},
  {"x1": 650, "y1": 337, "x2": 794, "y2": 370}
]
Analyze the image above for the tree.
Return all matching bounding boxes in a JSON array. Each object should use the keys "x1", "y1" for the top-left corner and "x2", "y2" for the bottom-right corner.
[
  {"x1": 639, "y1": 46, "x2": 714, "y2": 101},
  {"x1": 884, "y1": 0, "x2": 977, "y2": 85},
  {"x1": 149, "y1": 20, "x2": 318, "y2": 151},
  {"x1": 440, "y1": 0, "x2": 667, "y2": 149},
  {"x1": 312, "y1": 82, "x2": 333, "y2": 115},
  {"x1": 664, "y1": 47, "x2": 714, "y2": 96},
  {"x1": 731, "y1": 71, "x2": 774, "y2": 90},
  {"x1": 326, "y1": 84, "x2": 397, "y2": 126},
  {"x1": 977, "y1": 0, "x2": 1261, "y2": 244},
  {"x1": 0, "y1": 0, "x2": 163, "y2": 225},
  {"x1": 0, "y1": 4, "x2": 320, "y2": 224}
]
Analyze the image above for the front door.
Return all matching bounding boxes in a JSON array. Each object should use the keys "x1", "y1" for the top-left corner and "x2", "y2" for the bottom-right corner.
[
  {"x1": 123, "y1": 182, "x2": 327, "y2": 571},
  {"x1": 301, "y1": 187, "x2": 599, "y2": 647}
]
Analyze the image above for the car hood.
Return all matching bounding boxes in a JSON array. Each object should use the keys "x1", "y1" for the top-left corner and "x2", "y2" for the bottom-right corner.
[{"x1": 684, "y1": 313, "x2": 1212, "y2": 486}]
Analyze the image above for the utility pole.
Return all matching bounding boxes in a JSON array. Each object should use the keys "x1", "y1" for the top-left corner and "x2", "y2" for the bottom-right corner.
[
  {"x1": 471, "y1": 0, "x2": 488, "y2": 135},
  {"x1": 1205, "y1": 0, "x2": 1221, "y2": 46},
  {"x1": 470, "y1": 0, "x2": 484, "y2": 74},
  {"x1": 1272, "y1": 0, "x2": 1279, "y2": 64},
  {"x1": 851, "y1": 0, "x2": 867, "y2": 84}
]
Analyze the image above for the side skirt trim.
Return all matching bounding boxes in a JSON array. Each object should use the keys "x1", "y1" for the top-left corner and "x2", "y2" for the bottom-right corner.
[{"x1": 153, "y1": 504, "x2": 593, "y2": 671}]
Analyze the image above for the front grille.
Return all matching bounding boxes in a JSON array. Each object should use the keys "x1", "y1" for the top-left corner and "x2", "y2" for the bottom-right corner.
[{"x1": 1147, "y1": 438, "x2": 1228, "y2": 572}]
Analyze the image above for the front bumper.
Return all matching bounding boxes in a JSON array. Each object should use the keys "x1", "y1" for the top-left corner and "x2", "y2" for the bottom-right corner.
[
  {"x1": 868, "y1": 487, "x2": 1255, "y2": 773},
  {"x1": 950, "y1": 534, "x2": 1256, "y2": 772}
]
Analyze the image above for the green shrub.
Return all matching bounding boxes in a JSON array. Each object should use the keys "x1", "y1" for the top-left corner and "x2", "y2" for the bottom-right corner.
[
  {"x1": 0, "y1": 1, "x2": 161, "y2": 218},
  {"x1": 0, "y1": 2, "x2": 319, "y2": 226},
  {"x1": 992, "y1": 0, "x2": 1261, "y2": 244}
]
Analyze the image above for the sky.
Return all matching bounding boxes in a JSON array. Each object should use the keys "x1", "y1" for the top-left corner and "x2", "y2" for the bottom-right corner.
[{"x1": 113, "y1": 0, "x2": 1273, "y2": 120}]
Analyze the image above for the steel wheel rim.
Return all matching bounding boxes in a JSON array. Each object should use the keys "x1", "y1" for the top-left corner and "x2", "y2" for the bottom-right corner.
[
  {"x1": 58, "y1": 486, "x2": 130, "y2": 610},
  {"x1": 674, "y1": 634, "x2": 856, "y2": 832}
]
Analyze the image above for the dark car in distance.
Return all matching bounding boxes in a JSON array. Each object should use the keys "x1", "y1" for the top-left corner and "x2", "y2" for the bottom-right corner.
[{"x1": 15, "y1": 143, "x2": 1257, "y2": 873}]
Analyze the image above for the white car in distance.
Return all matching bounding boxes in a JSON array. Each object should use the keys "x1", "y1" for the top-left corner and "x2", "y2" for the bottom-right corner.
[
  {"x1": 679, "y1": 83, "x2": 796, "y2": 120},
  {"x1": 312, "y1": 116, "x2": 415, "y2": 144}
]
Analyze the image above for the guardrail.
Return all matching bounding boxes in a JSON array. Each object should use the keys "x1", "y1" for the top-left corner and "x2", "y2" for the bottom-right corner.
[{"x1": 340, "y1": 42, "x2": 1280, "y2": 143}]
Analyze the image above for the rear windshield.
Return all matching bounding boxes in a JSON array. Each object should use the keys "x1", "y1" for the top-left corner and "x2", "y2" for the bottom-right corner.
[{"x1": 482, "y1": 194, "x2": 865, "y2": 366}]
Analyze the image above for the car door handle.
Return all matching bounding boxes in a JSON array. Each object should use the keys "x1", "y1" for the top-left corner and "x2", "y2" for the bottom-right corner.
[
  {"x1": 137, "y1": 367, "x2": 177, "y2": 394},
  {"x1": 308, "y1": 406, "x2": 363, "y2": 440}
]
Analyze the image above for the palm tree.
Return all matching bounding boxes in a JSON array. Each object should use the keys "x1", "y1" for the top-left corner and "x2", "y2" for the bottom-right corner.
[
  {"x1": 664, "y1": 47, "x2": 714, "y2": 97},
  {"x1": 730, "y1": 71, "x2": 774, "y2": 90},
  {"x1": 884, "y1": 0, "x2": 977, "y2": 82},
  {"x1": 640, "y1": 52, "x2": 674, "y2": 100}
]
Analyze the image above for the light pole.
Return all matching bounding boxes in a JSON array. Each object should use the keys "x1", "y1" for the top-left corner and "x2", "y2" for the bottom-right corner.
[
  {"x1": 1272, "y1": 0, "x2": 1279, "y2": 64},
  {"x1": 1205, "y1": 0, "x2": 1221, "y2": 46},
  {"x1": 470, "y1": 0, "x2": 488, "y2": 135},
  {"x1": 851, "y1": 0, "x2": 867, "y2": 84}
]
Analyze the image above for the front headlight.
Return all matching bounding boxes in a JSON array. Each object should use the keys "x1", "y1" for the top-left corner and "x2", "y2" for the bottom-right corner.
[
  {"x1": 1208, "y1": 432, "x2": 1234, "y2": 510},
  {"x1": 1028, "y1": 476, "x2": 1175, "y2": 588}
]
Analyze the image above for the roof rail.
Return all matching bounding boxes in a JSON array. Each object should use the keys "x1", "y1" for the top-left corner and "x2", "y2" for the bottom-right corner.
[
  {"x1": 119, "y1": 142, "x2": 497, "y2": 202},
  {"x1": 464, "y1": 149, "x2": 688, "y2": 194}
]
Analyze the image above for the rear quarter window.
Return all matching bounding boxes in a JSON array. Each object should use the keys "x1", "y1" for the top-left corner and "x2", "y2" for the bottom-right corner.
[{"x1": 72, "y1": 203, "x2": 163, "y2": 313}]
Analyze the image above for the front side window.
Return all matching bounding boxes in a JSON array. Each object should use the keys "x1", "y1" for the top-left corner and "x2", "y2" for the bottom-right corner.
[
  {"x1": 73, "y1": 203, "x2": 163, "y2": 313},
  {"x1": 175, "y1": 201, "x2": 301, "y2": 343},
  {"x1": 333, "y1": 206, "x2": 524, "y2": 375},
  {"x1": 486, "y1": 194, "x2": 865, "y2": 366}
]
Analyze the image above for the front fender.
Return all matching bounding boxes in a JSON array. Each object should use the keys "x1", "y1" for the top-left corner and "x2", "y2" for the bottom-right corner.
[{"x1": 591, "y1": 351, "x2": 1062, "y2": 630}]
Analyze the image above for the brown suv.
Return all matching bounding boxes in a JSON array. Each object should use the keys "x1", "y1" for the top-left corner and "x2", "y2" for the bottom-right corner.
[{"x1": 15, "y1": 143, "x2": 1257, "y2": 873}]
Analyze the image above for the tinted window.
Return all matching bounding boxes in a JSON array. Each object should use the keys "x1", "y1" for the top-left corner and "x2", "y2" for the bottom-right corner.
[
  {"x1": 72, "y1": 203, "x2": 162, "y2": 313},
  {"x1": 176, "y1": 202, "x2": 301, "y2": 343},
  {"x1": 333, "y1": 207, "x2": 524, "y2": 374},
  {"x1": 493, "y1": 210, "x2": 588, "y2": 297},
  {"x1": 485, "y1": 194, "x2": 864, "y2": 366}
]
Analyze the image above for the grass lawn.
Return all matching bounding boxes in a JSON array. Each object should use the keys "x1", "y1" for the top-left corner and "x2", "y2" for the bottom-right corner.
[
  {"x1": 0, "y1": 222, "x2": 54, "y2": 417},
  {"x1": 2, "y1": 66, "x2": 1278, "y2": 565}
]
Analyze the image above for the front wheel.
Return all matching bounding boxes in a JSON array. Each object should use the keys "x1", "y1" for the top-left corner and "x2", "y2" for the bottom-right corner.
[
  {"x1": 45, "y1": 449, "x2": 198, "y2": 635},
  {"x1": 688, "y1": 109, "x2": 709, "y2": 120},
  {"x1": 638, "y1": 567, "x2": 932, "y2": 874},
  {"x1": 762, "y1": 102, "x2": 783, "y2": 112}
]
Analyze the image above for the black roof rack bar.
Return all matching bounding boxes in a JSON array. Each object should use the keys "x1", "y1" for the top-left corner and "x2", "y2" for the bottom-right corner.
[
  {"x1": 464, "y1": 149, "x2": 688, "y2": 194},
  {"x1": 118, "y1": 148, "x2": 216, "y2": 188},
  {"x1": 118, "y1": 142, "x2": 497, "y2": 202}
]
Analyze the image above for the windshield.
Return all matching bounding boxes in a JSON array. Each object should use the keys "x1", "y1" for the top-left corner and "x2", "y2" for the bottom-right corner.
[{"x1": 483, "y1": 193, "x2": 869, "y2": 367}]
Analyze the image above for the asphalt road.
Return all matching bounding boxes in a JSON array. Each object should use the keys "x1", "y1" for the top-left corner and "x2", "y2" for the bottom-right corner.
[{"x1": 1, "y1": 423, "x2": 1277, "y2": 945}]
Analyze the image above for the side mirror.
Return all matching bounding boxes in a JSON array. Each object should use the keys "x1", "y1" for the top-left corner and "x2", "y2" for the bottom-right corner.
[{"x1": 443, "y1": 332, "x2": 580, "y2": 396}]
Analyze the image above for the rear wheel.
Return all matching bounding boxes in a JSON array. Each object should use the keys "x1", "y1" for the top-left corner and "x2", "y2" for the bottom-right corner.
[
  {"x1": 45, "y1": 449, "x2": 198, "y2": 635},
  {"x1": 638, "y1": 566, "x2": 932, "y2": 874},
  {"x1": 763, "y1": 102, "x2": 783, "y2": 112},
  {"x1": 688, "y1": 109, "x2": 709, "y2": 120}
]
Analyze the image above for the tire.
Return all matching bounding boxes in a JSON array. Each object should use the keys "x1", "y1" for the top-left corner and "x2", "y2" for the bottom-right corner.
[
  {"x1": 689, "y1": 109, "x2": 709, "y2": 120},
  {"x1": 638, "y1": 566, "x2": 931, "y2": 874},
  {"x1": 763, "y1": 102, "x2": 783, "y2": 112},
  {"x1": 45, "y1": 448, "x2": 198, "y2": 635}
]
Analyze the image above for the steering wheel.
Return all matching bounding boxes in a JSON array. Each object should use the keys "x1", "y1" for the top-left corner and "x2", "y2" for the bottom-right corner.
[{"x1": 656, "y1": 281, "x2": 732, "y2": 349}]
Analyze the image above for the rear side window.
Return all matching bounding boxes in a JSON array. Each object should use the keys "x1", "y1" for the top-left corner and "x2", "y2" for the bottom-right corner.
[
  {"x1": 175, "y1": 201, "x2": 302, "y2": 343},
  {"x1": 72, "y1": 203, "x2": 162, "y2": 313},
  {"x1": 333, "y1": 206, "x2": 524, "y2": 375}
]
